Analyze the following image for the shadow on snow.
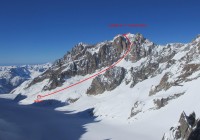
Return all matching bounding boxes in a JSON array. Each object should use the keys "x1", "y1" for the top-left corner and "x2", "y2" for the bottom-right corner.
[{"x1": 0, "y1": 97, "x2": 98, "y2": 140}]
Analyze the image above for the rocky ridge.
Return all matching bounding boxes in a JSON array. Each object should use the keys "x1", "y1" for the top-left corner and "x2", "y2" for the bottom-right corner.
[
  {"x1": 28, "y1": 33, "x2": 155, "y2": 92},
  {"x1": 20, "y1": 33, "x2": 200, "y2": 105}
]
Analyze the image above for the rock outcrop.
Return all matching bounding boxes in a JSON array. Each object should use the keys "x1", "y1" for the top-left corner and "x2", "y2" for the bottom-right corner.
[
  {"x1": 130, "y1": 62, "x2": 159, "y2": 88},
  {"x1": 86, "y1": 67, "x2": 125, "y2": 95},
  {"x1": 162, "y1": 112, "x2": 200, "y2": 140},
  {"x1": 153, "y1": 93, "x2": 184, "y2": 109}
]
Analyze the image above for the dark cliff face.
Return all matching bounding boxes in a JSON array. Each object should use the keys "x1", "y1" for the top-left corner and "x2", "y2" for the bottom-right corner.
[
  {"x1": 86, "y1": 66, "x2": 126, "y2": 95},
  {"x1": 162, "y1": 112, "x2": 200, "y2": 140},
  {"x1": 28, "y1": 33, "x2": 153, "y2": 91}
]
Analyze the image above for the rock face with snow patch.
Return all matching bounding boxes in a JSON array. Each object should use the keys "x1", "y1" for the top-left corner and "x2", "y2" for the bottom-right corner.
[
  {"x1": 153, "y1": 92, "x2": 184, "y2": 109},
  {"x1": 126, "y1": 33, "x2": 154, "y2": 62},
  {"x1": 129, "y1": 62, "x2": 159, "y2": 88},
  {"x1": 162, "y1": 112, "x2": 200, "y2": 140},
  {"x1": 86, "y1": 66, "x2": 126, "y2": 95}
]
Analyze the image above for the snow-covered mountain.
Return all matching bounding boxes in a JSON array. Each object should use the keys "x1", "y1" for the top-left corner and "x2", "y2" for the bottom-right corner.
[
  {"x1": 9, "y1": 33, "x2": 200, "y2": 140},
  {"x1": 0, "y1": 63, "x2": 51, "y2": 94}
]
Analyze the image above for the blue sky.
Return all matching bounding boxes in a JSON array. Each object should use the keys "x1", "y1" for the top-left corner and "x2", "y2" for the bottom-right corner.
[{"x1": 0, "y1": 0, "x2": 199, "y2": 65}]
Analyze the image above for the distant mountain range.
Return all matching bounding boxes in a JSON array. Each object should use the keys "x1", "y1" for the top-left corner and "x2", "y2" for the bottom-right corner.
[{"x1": 0, "y1": 63, "x2": 51, "y2": 94}]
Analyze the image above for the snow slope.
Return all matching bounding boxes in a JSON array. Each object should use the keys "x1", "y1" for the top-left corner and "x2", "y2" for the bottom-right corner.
[{"x1": 0, "y1": 97, "x2": 96, "y2": 140}]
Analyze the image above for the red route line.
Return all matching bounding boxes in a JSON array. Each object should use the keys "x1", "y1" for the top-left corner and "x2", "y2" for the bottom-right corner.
[{"x1": 35, "y1": 33, "x2": 132, "y2": 103}]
